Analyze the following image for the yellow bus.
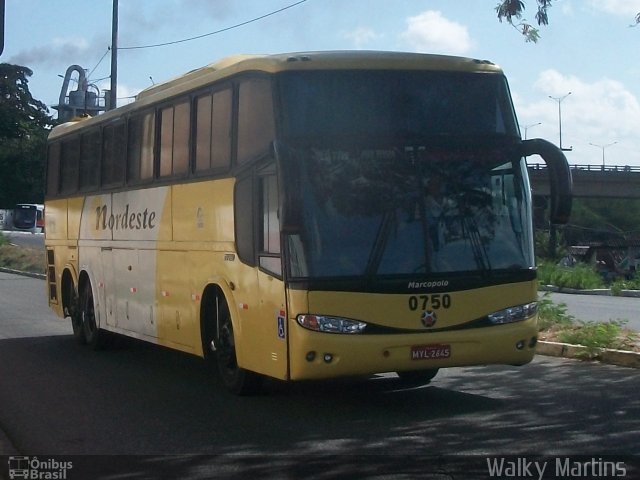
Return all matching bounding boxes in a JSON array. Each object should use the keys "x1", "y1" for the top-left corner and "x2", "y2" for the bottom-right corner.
[{"x1": 45, "y1": 51, "x2": 572, "y2": 394}]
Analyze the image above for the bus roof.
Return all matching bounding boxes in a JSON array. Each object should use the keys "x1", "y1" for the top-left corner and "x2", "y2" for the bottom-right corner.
[{"x1": 48, "y1": 51, "x2": 503, "y2": 140}]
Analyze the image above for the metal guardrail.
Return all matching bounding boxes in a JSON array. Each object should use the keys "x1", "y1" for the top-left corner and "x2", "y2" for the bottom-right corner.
[{"x1": 528, "y1": 163, "x2": 640, "y2": 173}]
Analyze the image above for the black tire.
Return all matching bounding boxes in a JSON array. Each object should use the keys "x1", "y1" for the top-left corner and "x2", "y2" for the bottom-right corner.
[
  {"x1": 67, "y1": 281, "x2": 86, "y2": 345},
  {"x1": 213, "y1": 294, "x2": 262, "y2": 395},
  {"x1": 396, "y1": 368, "x2": 439, "y2": 386},
  {"x1": 80, "y1": 281, "x2": 106, "y2": 349}
]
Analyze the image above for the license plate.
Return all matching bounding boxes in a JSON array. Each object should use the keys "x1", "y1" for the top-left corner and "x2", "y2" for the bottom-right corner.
[{"x1": 411, "y1": 344, "x2": 451, "y2": 360}]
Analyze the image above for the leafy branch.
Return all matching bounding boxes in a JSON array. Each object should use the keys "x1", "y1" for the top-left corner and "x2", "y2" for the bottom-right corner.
[{"x1": 496, "y1": 0, "x2": 640, "y2": 41}]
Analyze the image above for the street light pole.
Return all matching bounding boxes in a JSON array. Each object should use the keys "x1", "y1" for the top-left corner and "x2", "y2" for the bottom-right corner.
[
  {"x1": 546, "y1": 93, "x2": 571, "y2": 260},
  {"x1": 548, "y1": 92, "x2": 572, "y2": 151},
  {"x1": 589, "y1": 141, "x2": 618, "y2": 170},
  {"x1": 521, "y1": 122, "x2": 541, "y2": 140}
]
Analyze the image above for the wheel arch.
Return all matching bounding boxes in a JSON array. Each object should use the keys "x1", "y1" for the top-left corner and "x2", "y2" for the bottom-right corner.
[
  {"x1": 199, "y1": 282, "x2": 242, "y2": 360},
  {"x1": 60, "y1": 265, "x2": 78, "y2": 318}
]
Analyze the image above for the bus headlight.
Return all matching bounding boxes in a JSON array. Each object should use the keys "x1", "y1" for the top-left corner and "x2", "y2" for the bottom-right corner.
[
  {"x1": 297, "y1": 314, "x2": 367, "y2": 334},
  {"x1": 488, "y1": 302, "x2": 538, "y2": 325}
]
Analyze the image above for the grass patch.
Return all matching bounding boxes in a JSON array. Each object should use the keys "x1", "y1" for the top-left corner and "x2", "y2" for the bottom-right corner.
[
  {"x1": 537, "y1": 292, "x2": 639, "y2": 357},
  {"x1": 557, "y1": 320, "x2": 637, "y2": 358},
  {"x1": 0, "y1": 242, "x2": 45, "y2": 274},
  {"x1": 537, "y1": 262, "x2": 603, "y2": 290}
]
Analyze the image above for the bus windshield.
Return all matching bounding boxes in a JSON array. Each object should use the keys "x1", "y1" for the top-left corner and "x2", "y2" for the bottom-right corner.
[
  {"x1": 277, "y1": 69, "x2": 532, "y2": 281},
  {"x1": 13, "y1": 204, "x2": 40, "y2": 231},
  {"x1": 282, "y1": 146, "x2": 534, "y2": 280},
  {"x1": 278, "y1": 70, "x2": 519, "y2": 142}
]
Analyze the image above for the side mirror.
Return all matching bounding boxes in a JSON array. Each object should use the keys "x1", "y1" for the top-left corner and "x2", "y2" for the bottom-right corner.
[{"x1": 521, "y1": 138, "x2": 572, "y2": 225}]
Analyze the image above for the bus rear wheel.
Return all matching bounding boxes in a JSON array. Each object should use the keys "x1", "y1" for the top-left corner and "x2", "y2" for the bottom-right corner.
[
  {"x1": 212, "y1": 295, "x2": 262, "y2": 395},
  {"x1": 396, "y1": 369, "x2": 439, "y2": 386},
  {"x1": 80, "y1": 281, "x2": 106, "y2": 349},
  {"x1": 67, "y1": 283, "x2": 86, "y2": 345}
]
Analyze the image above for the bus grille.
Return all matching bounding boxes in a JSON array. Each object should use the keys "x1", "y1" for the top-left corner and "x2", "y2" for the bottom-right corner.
[{"x1": 46, "y1": 249, "x2": 57, "y2": 302}]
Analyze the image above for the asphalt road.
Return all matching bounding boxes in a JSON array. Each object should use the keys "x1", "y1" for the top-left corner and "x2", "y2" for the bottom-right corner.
[
  {"x1": 1, "y1": 272, "x2": 639, "y2": 479},
  {"x1": 0, "y1": 230, "x2": 45, "y2": 249},
  {"x1": 545, "y1": 291, "x2": 640, "y2": 331}
]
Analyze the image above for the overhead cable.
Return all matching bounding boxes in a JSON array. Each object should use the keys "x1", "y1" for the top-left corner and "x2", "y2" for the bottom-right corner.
[{"x1": 119, "y1": 0, "x2": 308, "y2": 51}]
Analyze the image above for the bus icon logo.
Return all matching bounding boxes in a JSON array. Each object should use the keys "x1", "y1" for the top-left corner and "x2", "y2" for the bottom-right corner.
[{"x1": 8, "y1": 456, "x2": 30, "y2": 479}]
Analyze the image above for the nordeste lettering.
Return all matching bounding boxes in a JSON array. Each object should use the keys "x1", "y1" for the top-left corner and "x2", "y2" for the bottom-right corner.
[{"x1": 95, "y1": 204, "x2": 157, "y2": 231}]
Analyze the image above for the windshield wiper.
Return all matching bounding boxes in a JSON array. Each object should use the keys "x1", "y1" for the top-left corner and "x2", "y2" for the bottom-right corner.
[
  {"x1": 461, "y1": 213, "x2": 492, "y2": 274},
  {"x1": 364, "y1": 210, "x2": 396, "y2": 277}
]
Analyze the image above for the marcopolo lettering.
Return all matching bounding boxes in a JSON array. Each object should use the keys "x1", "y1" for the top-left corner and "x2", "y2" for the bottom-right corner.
[
  {"x1": 95, "y1": 204, "x2": 157, "y2": 231},
  {"x1": 408, "y1": 280, "x2": 449, "y2": 289}
]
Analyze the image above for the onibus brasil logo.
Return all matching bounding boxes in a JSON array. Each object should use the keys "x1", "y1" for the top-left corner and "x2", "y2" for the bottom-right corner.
[{"x1": 8, "y1": 456, "x2": 73, "y2": 479}]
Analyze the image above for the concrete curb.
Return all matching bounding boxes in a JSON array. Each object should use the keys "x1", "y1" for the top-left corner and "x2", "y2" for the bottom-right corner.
[
  {"x1": 0, "y1": 266, "x2": 46, "y2": 280},
  {"x1": 537, "y1": 341, "x2": 640, "y2": 368},
  {"x1": 539, "y1": 285, "x2": 640, "y2": 298}
]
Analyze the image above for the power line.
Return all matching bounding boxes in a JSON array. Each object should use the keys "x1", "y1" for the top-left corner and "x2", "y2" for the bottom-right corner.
[
  {"x1": 87, "y1": 47, "x2": 111, "y2": 80},
  {"x1": 119, "y1": 0, "x2": 308, "y2": 51}
]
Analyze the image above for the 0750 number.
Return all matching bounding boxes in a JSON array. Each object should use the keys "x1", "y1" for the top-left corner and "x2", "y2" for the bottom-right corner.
[{"x1": 408, "y1": 294, "x2": 452, "y2": 311}]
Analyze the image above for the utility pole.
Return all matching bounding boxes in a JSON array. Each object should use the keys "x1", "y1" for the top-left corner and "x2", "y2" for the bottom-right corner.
[
  {"x1": 109, "y1": 0, "x2": 118, "y2": 110},
  {"x1": 0, "y1": 0, "x2": 5, "y2": 56}
]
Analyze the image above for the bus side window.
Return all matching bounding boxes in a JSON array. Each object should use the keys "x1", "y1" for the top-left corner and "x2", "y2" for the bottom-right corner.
[
  {"x1": 159, "y1": 100, "x2": 189, "y2": 178},
  {"x1": 259, "y1": 172, "x2": 281, "y2": 276},
  {"x1": 102, "y1": 121, "x2": 126, "y2": 186},
  {"x1": 47, "y1": 143, "x2": 61, "y2": 196},
  {"x1": 195, "y1": 88, "x2": 232, "y2": 173},
  {"x1": 79, "y1": 129, "x2": 100, "y2": 190},
  {"x1": 127, "y1": 111, "x2": 155, "y2": 183},
  {"x1": 60, "y1": 137, "x2": 80, "y2": 194},
  {"x1": 237, "y1": 77, "x2": 275, "y2": 166},
  {"x1": 234, "y1": 175, "x2": 256, "y2": 266}
]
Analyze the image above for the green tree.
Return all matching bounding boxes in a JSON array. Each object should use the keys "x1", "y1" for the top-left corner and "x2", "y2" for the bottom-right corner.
[
  {"x1": 0, "y1": 63, "x2": 55, "y2": 206},
  {"x1": 496, "y1": 0, "x2": 640, "y2": 42}
]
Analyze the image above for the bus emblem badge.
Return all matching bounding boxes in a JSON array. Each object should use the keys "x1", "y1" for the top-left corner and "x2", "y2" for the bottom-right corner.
[{"x1": 421, "y1": 311, "x2": 437, "y2": 328}]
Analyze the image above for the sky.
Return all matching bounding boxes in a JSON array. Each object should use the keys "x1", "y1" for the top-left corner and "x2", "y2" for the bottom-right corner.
[{"x1": 3, "y1": 0, "x2": 640, "y2": 167}]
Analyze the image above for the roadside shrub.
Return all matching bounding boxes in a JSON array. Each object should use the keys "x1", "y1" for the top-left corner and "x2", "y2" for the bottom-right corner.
[
  {"x1": 557, "y1": 320, "x2": 631, "y2": 358},
  {"x1": 537, "y1": 293, "x2": 575, "y2": 331},
  {"x1": 537, "y1": 262, "x2": 603, "y2": 290},
  {"x1": 611, "y1": 277, "x2": 640, "y2": 296},
  {"x1": 536, "y1": 262, "x2": 555, "y2": 286}
]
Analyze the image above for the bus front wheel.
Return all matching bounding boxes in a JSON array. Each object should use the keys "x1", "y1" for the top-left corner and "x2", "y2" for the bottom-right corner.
[
  {"x1": 212, "y1": 295, "x2": 262, "y2": 395},
  {"x1": 396, "y1": 369, "x2": 439, "y2": 386}
]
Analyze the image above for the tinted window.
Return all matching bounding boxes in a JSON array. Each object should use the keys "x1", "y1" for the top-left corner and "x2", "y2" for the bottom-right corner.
[
  {"x1": 60, "y1": 137, "x2": 80, "y2": 194},
  {"x1": 195, "y1": 88, "x2": 232, "y2": 172},
  {"x1": 259, "y1": 172, "x2": 281, "y2": 275},
  {"x1": 159, "y1": 100, "x2": 190, "y2": 177},
  {"x1": 79, "y1": 129, "x2": 100, "y2": 190},
  {"x1": 278, "y1": 70, "x2": 518, "y2": 140},
  {"x1": 102, "y1": 121, "x2": 126, "y2": 186},
  {"x1": 127, "y1": 111, "x2": 155, "y2": 182},
  {"x1": 46, "y1": 143, "x2": 61, "y2": 196},
  {"x1": 234, "y1": 175, "x2": 255, "y2": 266},
  {"x1": 237, "y1": 78, "x2": 275, "y2": 164}
]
